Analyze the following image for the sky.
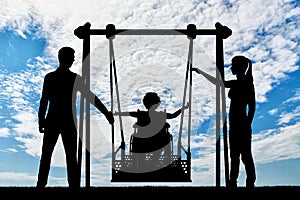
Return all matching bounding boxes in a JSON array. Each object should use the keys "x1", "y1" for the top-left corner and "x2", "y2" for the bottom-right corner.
[{"x1": 0, "y1": 0, "x2": 299, "y2": 187}]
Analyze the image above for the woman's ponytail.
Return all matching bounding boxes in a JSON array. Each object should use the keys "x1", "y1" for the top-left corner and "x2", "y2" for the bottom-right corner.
[{"x1": 245, "y1": 58, "x2": 253, "y2": 81}]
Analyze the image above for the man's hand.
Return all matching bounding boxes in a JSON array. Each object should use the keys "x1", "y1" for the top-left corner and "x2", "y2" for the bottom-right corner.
[
  {"x1": 105, "y1": 112, "x2": 115, "y2": 124},
  {"x1": 38, "y1": 119, "x2": 45, "y2": 133},
  {"x1": 184, "y1": 102, "x2": 190, "y2": 110},
  {"x1": 39, "y1": 125, "x2": 45, "y2": 133}
]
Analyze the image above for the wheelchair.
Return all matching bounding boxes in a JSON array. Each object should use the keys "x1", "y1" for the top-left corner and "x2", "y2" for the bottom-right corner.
[{"x1": 129, "y1": 122, "x2": 173, "y2": 168}]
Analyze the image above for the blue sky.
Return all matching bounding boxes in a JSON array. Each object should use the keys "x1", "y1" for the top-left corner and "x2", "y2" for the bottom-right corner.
[{"x1": 0, "y1": 0, "x2": 300, "y2": 187}]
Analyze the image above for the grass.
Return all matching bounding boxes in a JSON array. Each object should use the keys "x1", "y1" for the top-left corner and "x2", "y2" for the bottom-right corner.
[{"x1": 1, "y1": 186, "x2": 299, "y2": 197}]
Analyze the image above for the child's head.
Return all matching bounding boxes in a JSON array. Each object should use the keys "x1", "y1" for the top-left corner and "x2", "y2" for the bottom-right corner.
[{"x1": 142, "y1": 92, "x2": 161, "y2": 109}]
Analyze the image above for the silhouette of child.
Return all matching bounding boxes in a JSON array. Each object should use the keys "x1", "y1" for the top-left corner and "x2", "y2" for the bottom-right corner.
[{"x1": 114, "y1": 92, "x2": 189, "y2": 169}]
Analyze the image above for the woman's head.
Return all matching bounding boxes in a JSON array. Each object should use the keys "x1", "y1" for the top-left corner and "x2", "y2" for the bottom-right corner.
[
  {"x1": 142, "y1": 92, "x2": 161, "y2": 109},
  {"x1": 230, "y1": 55, "x2": 249, "y2": 76}
]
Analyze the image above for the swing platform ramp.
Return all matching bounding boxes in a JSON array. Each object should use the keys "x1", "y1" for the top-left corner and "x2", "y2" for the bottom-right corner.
[{"x1": 111, "y1": 153, "x2": 192, "y2": 182}]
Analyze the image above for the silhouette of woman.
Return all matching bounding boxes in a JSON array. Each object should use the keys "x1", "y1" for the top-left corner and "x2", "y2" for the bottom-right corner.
[{"x1": 192, "y1": 55, "x2": 256, "y2": 188}]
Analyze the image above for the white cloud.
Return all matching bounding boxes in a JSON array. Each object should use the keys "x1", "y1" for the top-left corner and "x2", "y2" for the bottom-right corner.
[
  {"x1": 0, "y1": 172, "x2": 37, "y2": 186},
  {"x1": 253, "y1": 122, "x2": 300, "y2": 163},
  {"x1": 277, "y1": 106, "x2": 300, "y2": 125},
  {"x1": 284, "y1": 88, "x2": 300, "y2": 103},
  {"x1": 268, "y1": 108, "x2": 278, "y2": 115},
  {"x1": 0, "y1": 127, "x2": 10, "y2": 137},
  {"x1": 0, "y1": 0, "x2": 299, "y2": 186}
]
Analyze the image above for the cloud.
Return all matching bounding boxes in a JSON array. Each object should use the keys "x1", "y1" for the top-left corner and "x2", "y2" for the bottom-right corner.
[
  {"x1": 0, "y1": 172, "x2": 37, "y2": 186},
  {"x1": 0, "y1": 127, "x2": 10, "y2": 137},
  {"x1": 268, "y1": 108, "x2": 278, "y2": 116},
  {"x1": 254, "y1": 122, "x2": 300, "y2": 163},
  {"x1": 277, "y1": 105, "x2": 300, "y2": 125},
  {"x1": 0, "y1": 0, "x2": 300, "y2": 186},
  {"x1": 284, "y1": 88, "x2": 300, "y2": 104}
]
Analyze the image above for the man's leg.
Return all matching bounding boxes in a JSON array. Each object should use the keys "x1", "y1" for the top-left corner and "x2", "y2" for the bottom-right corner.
[
  {"x1": 37, "y1": 130, "x2": 59, "y2": 188},
  {"x1": 61, "y1": 127, "x2": 80, "y2": 188}
]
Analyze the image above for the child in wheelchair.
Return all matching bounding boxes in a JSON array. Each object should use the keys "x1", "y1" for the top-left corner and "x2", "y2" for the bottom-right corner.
[{"x1": 114, "y1": 92, "x2": 189, "y2": 170}]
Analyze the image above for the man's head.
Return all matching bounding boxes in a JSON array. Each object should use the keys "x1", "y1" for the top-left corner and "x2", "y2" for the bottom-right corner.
[{"x1": 58, "y1": 47, "x2": 75, "y2": 68}]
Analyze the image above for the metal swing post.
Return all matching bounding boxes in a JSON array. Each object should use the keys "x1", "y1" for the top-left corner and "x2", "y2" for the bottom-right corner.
[
  {"x1": 187, "y1": 24, "x2": 197, "y2": 180},
  {"x1": 74, "y1": 22, "x2": 91, "y2": 188},
  {"x1": 215, "y1": 22, "x2": 232, "y2": 187},
  {"x1": 177, "y1": 24, "x2": 196, "y2": 180},
  {"x1": 106, "y1": 24, "x2": 126, "y2": 178},
  {"x1": 215, "y1": 37, "x2": 221, "y2": 188}
]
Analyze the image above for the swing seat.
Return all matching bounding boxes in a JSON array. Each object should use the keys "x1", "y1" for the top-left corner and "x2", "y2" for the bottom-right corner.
[
  {"x1": 112, "y1": 121, "x2": 191, "y2": 182},
  {"x1": 111, "y1": 121, "x2": 191, "y2": 182}
]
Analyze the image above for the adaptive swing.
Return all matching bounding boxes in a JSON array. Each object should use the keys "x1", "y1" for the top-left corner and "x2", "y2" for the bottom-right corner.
[
  {"x1": 107, "y1": 24, "x2": 194, "y2": 182},
  {"x1": 74, "y1": 22, "x2": 232, "y2": 185}
]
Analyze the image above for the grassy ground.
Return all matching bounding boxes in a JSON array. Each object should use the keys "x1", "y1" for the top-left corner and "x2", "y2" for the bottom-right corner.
[{"x1": 1, "y1": 186, "x2": 299, "y2": 197}]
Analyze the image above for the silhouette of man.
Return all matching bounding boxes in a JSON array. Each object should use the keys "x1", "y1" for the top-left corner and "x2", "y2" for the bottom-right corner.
[
  {"x1": 192, "y1": 55, "x2": 256, "y2": 188},
  {"x1": 36, "y1": 46, "x2": 114, "y2": 188}
]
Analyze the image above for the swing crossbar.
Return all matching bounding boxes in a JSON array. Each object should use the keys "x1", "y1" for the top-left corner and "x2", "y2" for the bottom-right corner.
[
  {"x1": 89, "y1": 29, "x2": 216, "y2": 36},
  {"x1": 74, "y1": 22, "x2": 232, "y2": 40}
]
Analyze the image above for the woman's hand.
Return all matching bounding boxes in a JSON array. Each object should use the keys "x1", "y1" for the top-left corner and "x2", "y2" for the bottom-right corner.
[{"x1": 191, "y1": 67, "x2": 202, "y2": 74}]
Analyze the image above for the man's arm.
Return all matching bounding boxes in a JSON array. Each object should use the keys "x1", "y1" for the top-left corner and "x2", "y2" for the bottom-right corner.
[
  {"x1": 94, "y1": 96, "x2": 114, "y2": 124},
  {"x1": 38, "y1": 76, "x2": 49, "y2": 133},
  {"x1": 76, "y1": 75, "x2": 114, "y2": 124},
  {"x1": 86, "y1": 92, "x2": 115, "y2": 124}
]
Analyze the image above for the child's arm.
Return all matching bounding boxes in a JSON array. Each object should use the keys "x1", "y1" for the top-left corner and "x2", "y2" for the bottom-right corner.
[
  {"x1": 167, "y1": 102, "x2": 190, "y2": 119},
  {"x1": 113, "y1": 111, "x2": 138, "y2": 117},
  {"x1": 113, "y1": 111, "x2": 131, "y2": 116}
]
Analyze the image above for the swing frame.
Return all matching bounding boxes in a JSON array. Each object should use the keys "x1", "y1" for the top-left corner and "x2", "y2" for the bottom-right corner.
[{"x1": 74, "y1": 22, "x2": 232, "y2": 187}]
